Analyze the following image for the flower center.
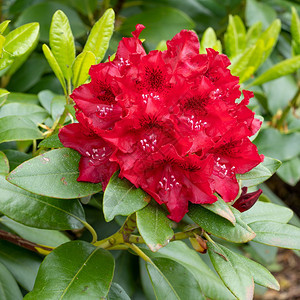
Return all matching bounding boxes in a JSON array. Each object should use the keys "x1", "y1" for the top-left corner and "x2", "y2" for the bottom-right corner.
[
  {"x1": 213, "y1": 157, "x2": 235, "y2": 179},
  {"x1": 96, "y1": 104, "x2": 114, "y2": 118},
  {"x1": 139, "y1": 134, "x2": 158, "y2": 153},
  {"x1": 85, "y1": 147, "x2": 111, "y2": 165},
  {"x1": 158, "y1": 173, "x2": 181, "y2": 194},
  {"x1": 187, "y1": 115, "x2": 207, "y2": 131},
  {"x1": 144, "y1": 66, "x2": 165, "y2": 92}
]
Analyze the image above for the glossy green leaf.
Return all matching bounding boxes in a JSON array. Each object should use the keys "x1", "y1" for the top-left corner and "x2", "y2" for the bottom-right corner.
[
  {"x1": 236, "y1": 156, "x2": 281, "y2": 187},
  {"x1": 136, "y1": 201, "x2": 173, "y2": 252},
  {"x1": 251, "y1": 55, "x2": 300, "y2": 86},
  {"x1": 0, "y1": 20, "x2": 10, "y2": 34},
  {"x1": 291, "y1": 7, "x2": 300, "y2": 55},
  {"x1": 188, "y1": 204, "x2": 256, "y2": 243},
  {"x1": 103, "y1": 172, "x2": 151, "y2": 222},
  {"x1": 0, "y1": 240, "x2": 41, "y2": 291},
  {"x1": 242, "y1": 201, "x2": 293, "y2": 224},
  {"x1": 224, "y1": 15, "x2": 246, "y2": 58},
  {"x1": 207, "y1": 241, "x2": 254, "y2": 300},
  {"x1": 84, "y1": 8, "x2": 115, "y2": 63},
  {"x1": 107, "y1": 283, "x2": 130, "y2": 300},
  {"x1": 42, "y1": 44, "x2": 67, "y2": 94},
  {"x1": 0, "y1": 116, "x2": 43, "y2": 143},
  {"x1": 0, "y1": 261, "x2": 23, "y2": 299},
  {"x1": 0, "y1": 103, "x2": 49, "y2": 124},
  {"x1": 146, "y1": 257, "x2": 204, "y2": 300},
  {"x1": 202, "y1": 196, "x2": 236, "y2": 225},
  {"x1": 246, "y1": 22, "x2": 262, "y2": 47},
  {"x1": 277, "y1": 156, "x2": 300, "y2": 186},
  {"x1": 143, "y1": 241, "x2": 235, "y2": 300},
  {"x1": 4, "y1": 23, "x2": 39, "y2": 57},
  {"x1": 200, "y1": 27, "x2": 222, "y2": 54},
  {"x1": 7, "y1": 148, "x2": 102, "y2": 199},
  {"x1": 0, "y1": 151, "x2": 9, "y2": 174},
  {"x1": 25, "y1": 241, "x2": 115, "y2": 299},
  {"x1": 0, "y1": 51, "x2": 14, "y2": 71},
  {"x1": 50, "y1": 10, "x2": 75, "y2": 81},
  {"x1": 0, "y1": 216, "x2": 70, "y2": 247},
  {"x1": 39, "y1": 133, "x2": 63, "y2": 149},
  {"x1": 250, "y1": 221, "x2": 300, "y2": 250},
  {"x1": 0, "y1": 175, "x2": 85, "y2": 230},
  {"x1": 72, "y1": 51, "x2": 96, "y2": 88}
]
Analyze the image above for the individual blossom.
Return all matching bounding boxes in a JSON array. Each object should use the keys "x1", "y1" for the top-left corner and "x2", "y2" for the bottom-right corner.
[{"x1": 59, "y1": 24, "x2": 264, "y2": 222}]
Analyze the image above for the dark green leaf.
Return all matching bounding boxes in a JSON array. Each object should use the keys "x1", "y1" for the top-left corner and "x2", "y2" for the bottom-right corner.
[
  {"x1": 2, "y1": 149, "x2": 31, "y2": 170},
  {"x1": 103, "y1": 172, "x2": 151, "y2": 222},
  {"x1": 25, "y1": 241, "x2": 114, "y2": 299},
  {"x1": 7, "y1": 148, "x2": 102, "y2": 199},
  {"x1": 188, "y1": 204, "x2": 256, "y2": 243},
  {"x1": 107, "y1": 283, "x2": 130, "y2": 300},
  {"x1": 237, "y1": 156, "x2": 281, "y2": 187},
  {"x1": 0, "y1": 261, "x2": 23, "y2": 299},
  {"x1": 0, "y1": 151, "x2": 9, "y2": 174},
  {"x1": 250, "y1": 221, "x2": 300, "y2": 250},
  {"x1": 146, "y1": 257, "x2": 204, "y2": 300},
  {"x1": 0, "y1": 240, "x2": 41, "y2": 291},
  {"x1": 242, "y1": 201, "x2": 293, "y2": 224},
  {"x1": 0, "y1": 116, "x2": 43, "y2": 143},
  {"x1": 50, "y1": 10, "x2": 75, "y2": 81},
  {"x1": 0, "y1": 175, "x2": 85, "y2": 230},
  {"x1": 83, "y1": 8, "x2": 115, "y2": 63},
  {"x1": 207, "y1": 241, "x2": 254, "y2": 300},
  {"x1": 277, "y1": 156, "x2": 300, "y2": 186},
  {"x1": 39, "y1": 133, "x2": 63, "y2": 149},
  {"x1": 136, "y1": 201, "x2": 173, "y2": 252}
]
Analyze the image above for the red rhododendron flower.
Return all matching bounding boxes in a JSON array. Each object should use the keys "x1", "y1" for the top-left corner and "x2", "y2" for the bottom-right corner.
[{"x1": 59, "y1": 24, "x2": 264, "y2": 222}]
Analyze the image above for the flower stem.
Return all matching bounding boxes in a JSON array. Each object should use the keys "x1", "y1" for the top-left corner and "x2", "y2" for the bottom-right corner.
[
  {"x1": 126, "y1": 243, "x2": 153, "y2": 264},
  {"x1": 82, "y1": 221, "x2": 98, "y2": 244},
  {"x1": 203, "y1": 231, "x2": 214, "y2": 244}
]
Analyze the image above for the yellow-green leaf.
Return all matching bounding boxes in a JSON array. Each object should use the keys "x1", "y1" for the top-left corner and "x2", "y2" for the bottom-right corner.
[
  {"x1": 0, "y1": 20, "x2": 10, "y2": 34},
  {"x1": 200, "y1": 27, "x2": 222, "y2": 54},
  {"x1": 291, "y1": 7, "x2": 300, "y2": 56}
]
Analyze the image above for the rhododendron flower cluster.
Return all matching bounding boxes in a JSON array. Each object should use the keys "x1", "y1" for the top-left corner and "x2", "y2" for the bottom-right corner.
[{"x1": 59, "y1": 24, "x2": 264, "y2": 222}]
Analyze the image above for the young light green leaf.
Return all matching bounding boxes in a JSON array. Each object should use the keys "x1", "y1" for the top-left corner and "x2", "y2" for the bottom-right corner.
[
  {"x1": 188, "y1": 204, "x2": 256, "y2": 243},
  {"x1": 72, "y1": 51, "x2": 96, "y2": 88},
  {"x1": 25, "y1": 241, "x2": 114, "y2": 299},
  {"x1": 4, "y1": 22, "x2": 39, "y2": 57},
  {"x1": 250, "y1": 55, "x2": 300, "y2": 86},
  {"x1": 202, "y1": 196, "x2": 236, "y2": 225},
  {"x1": 0, "y1": 240, "x2": 41, "y2": 291},
  {"x1": 0, "y1": 151, "x2": 9, "y2": 174},
  {"x1": 291, "y1": 7, "x2": 300, "y2": 55},
  {"x1": 50, "y1": 10, "x2": 75, "y2": 81},
  {"x1": 200, "y1": 27, "x2": 222, "y2": 54},
  {"x1": 0, "y1": 262, "x2": 23, "y2": 299},
  {"x1": 236, "y1": 156, "x2": 282, "y2": 187},
  {"x1": 0, "y1": 116, "x2": 43, "y2": 143},
  {"x1": 0, "y1": 20, "x2": 10, "y2": 34},
  {"x1": 136, "y1": 201, "x2": 173, "y2": 252},
  {"x1": 42, "y1": 44, "x2": 67, "y2": 94},
  {"x1": 7, "y1": 148, "x2": 102, "y2": 199},
  {"x1": 0, "y1": 34, "x2": 5, "y2": 57},
  {"x1": 0, "y1": 175, "x2": 85, "y2": 230},
  {"x1": 250, "y1": 221, "x2": 300, "y2": 250},
  {"x1": 83, "y1": 8, "x2": 115, "y2": 63},
  {"x1": 246, "y1": 21, "x2": 262, "y2": 47},
  {"x1": 242, "y1": 201, "x2": 293, "y2": 224},
  {"x1": 207, "y1": 241, "x2": 254, "y2": 300},
  {"x1": 103, "y1": 172, "x2": 151, "y2": 222}
]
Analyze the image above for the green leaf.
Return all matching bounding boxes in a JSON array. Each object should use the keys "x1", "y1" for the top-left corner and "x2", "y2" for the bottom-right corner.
[
  {"x1": 108, "y1": 283, "x2": 130, "y2": 300},
  {"x1": 6, "y1": 92, "x2": 39, "y2": 105},
  {"x1": 103, "y1": 172, "x2": 151, "y2": 222},
  {"x1": 207, "y1": 241, "x2": 254, "y2": 300},
  {"x1": 42, "y1": 44, "x2": 67, "y2": 94},
  {"x1": 0, "y1": 240, "x2": 41, "y2": 291},
  {"x1": 4, "y1": 22, "x2": 39, "y2": 57},
  {"x1": 50, "y1": 10, "x2": 75, "y2": 81},
  {"x1": 146, "y1": 257, "x2": 204, "y2": 300},
  {"x1": 7, "y1": 148, "x2": 102, "y2": 199},
  {"x1": 136, "y1": 201, "x2": 173, "y2": 252},
  {"x1": 0, "y1": 116, "x2": 43, "y2": 143},
  {"x1": 224, "y1": 15, "x2": 246, "y2": 58},
  {"x1": 0, "y1": 51, "x2": 14, "y2": 71},
  {"x1": 0, "y1": 103, "x2": 49, "y2": 124},
  {"x1": 250, "y1": 221, "x2": 300, "y2": 250},
  {"x1": 242, "y1": 201, "x2": 293, "y2": 224},
  {"x1": 83, "y1": 8, "x2": 115, "y2": 63},
  {"x1": 39, "y1": 133, "x2": 63, "y2": 149},
  {"x1": 202, "y1": 196, "x2": 236, "y2": 225},
  {"x1": 236, "y1": 156, "x2": 281, "y2": 187},
  {"x1": 291, "y1": 7, "x2": 300, "y2": 55},
  {"x1": 277, "y1": 156, "x2": 300, "y2": 186},
  {"x1": 2, "y1": 149, "x2": 31, "y2": 170},
  {"x1": 50, "y1": 95, "x2": 65, "y2": 120},
  {"x1": 0, "y1": 216, "x2": 70, "y2": 247},
  {"x1": 200, "y1": 27, "x2": 222, "y2": 54},
  {"x1": 0, "y1": 151, "x2": 9, "y2": 174},
  {"x1": 0, "y1": 175, "x2": 85, "y2": 230},
  {"x1": 0, "y1": 20, "x2": 10, "y2": 34},
  {"x1": 188, "y1": 204, "x2": 256, "y2": 243},
  {"x1": 246, "y1": 22, "x2": 262, "y2": 47},
  {"x1": 0, "y1": 34, "x2": 5, "y2": 57},
  {"x1": 143, "y1": 241, "x2": 235, "y2": 300},
  {"x1": 0, "y1": 261, "x2": 23, "y2": 299},
  {"x1": 72, "y1": 51, "x2": 96, "y2": 88},
  {"x1": 251, "y1": 55, "x2": 300, "y2": 86},
  {"x1": 25, "y1": 241, "x2": 114, "y2": 299}
]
